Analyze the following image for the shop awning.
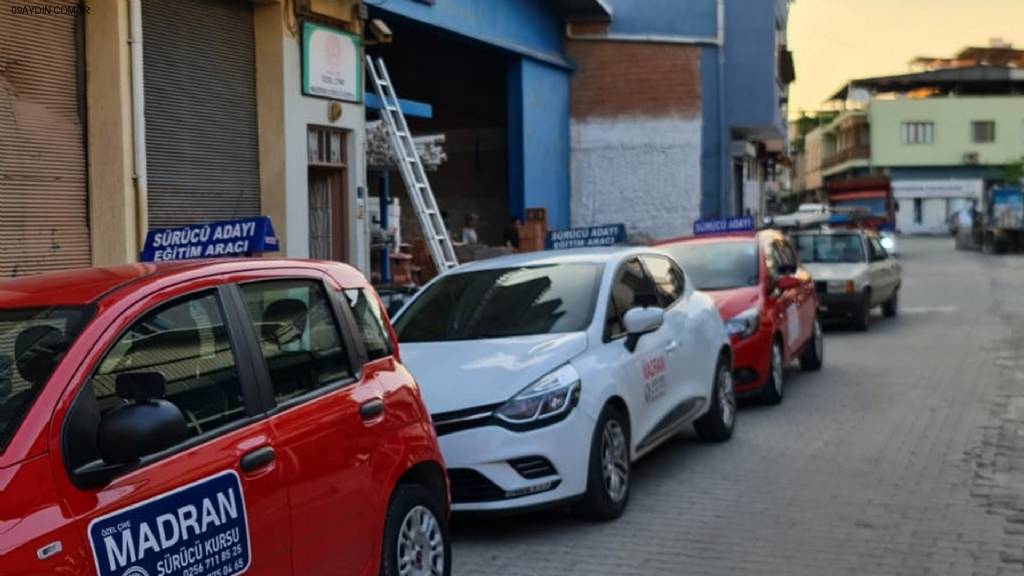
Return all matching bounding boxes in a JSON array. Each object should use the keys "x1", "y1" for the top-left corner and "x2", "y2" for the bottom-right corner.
[{"x1": 548, "y1": 0, "x2": 613, "y2": 22}]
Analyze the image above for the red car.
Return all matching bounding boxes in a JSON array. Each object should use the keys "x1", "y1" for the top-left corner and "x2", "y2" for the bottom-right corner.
[
  {"x1": 657, "y1": 230, "x2": 824, "y2": 403},
  {"x1": 0, "y1": 260, "x2": 449, "y2": 576}
]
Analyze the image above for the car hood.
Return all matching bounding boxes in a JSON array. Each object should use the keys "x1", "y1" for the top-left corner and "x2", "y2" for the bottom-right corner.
[
  {"x1": 803, "y1": 262, "x2": 869, "y2": 280},
  {"x1": 704, "y1": 286, "x2": 761, "y2": 320},
  {"x1": 400, "y1": 332, "x2": 589, "y2": 415}
]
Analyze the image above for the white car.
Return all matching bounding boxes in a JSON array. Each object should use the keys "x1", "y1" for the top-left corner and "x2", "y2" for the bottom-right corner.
[
  {"x1": 392, "y1": 248, "x2": 734, "y2": 519},
  {"x1": 790, "y1": 228, "x2": 902, "y2": 330}
]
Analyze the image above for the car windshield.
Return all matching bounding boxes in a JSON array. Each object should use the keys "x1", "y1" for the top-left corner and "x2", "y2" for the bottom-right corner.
[
  {"x1": 0, "y1": 306, "x2": 92, "y2": 452},
  {"x1": 794, "y1": 234, "x2": 866, "y2": 263},
  {"x1": 394, "y1": 264, "x2": 603, "y2": 342},
  {"x1": 661, "y1": 242, "x2": 759, "y2": 291}
]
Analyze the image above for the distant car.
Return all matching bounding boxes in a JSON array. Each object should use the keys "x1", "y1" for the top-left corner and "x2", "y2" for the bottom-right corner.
[
  {"x1": 1, "y1": 260, "x2": 450, "y2": 576},
  {"x1": 657, "y1": 230, "x2": 823, "y2": 405},
  {"x1": 790, "y1": 228, "x2": 902, "y2": 330},
  {"x1": 393, "y1": 248, "x2": 734, "y2": 519}
]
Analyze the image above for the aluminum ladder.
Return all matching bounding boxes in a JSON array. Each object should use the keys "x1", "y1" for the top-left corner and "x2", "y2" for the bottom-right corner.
[{"x1": 365, "y1": 55, "x2": 459, "y2": 273}]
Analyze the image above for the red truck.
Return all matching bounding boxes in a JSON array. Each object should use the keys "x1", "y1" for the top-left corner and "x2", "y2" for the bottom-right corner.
[{"x1": 826, "y1": 176, "x2": 897, "y2": 234}]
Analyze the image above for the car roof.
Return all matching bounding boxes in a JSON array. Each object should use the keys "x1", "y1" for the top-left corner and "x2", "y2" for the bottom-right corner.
[
  {"x1": 790, "y1": 227, "x2": 874, "y2": 237},
  {"x1": 0, "y1": 259, "x2": 366, "y2": 308},
  {"x1": 448, "y1": 246, "x2": 650, "y2": 274},
  {"x1": 656, "y1": 232, "x2": 760, "y2": 247}
]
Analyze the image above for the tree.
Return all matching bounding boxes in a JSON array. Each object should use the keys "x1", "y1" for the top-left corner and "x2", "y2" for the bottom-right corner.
[{"x1": 1002, "y1": 155, "x2": 1024, "y2": 186}]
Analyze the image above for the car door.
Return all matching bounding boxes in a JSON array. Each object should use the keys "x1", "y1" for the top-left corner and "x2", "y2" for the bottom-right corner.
[
  {"x1": 765, "y1": 239, "x2": 801, "y2": 357},
  {"x1": 866, "y1": 237, "x2": 895, "y2": 305},
  {"x1": 232, "y1": 272, "x2": 381, "y2": 575},
  {"x1": 779, "y1": 237, "x2": 816, "y2": 353},
  {"x1": 601, "y1": 257, "x2": 673, "y2": 455},
  {"x1": 56, "y1": 284, "x2": 293, "y2": 576},
  {"x1": 640, "y1": 254, "x2": 702, "y2": 408}
]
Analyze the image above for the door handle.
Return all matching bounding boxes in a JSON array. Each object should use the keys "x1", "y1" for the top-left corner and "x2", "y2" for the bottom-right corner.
[
  {"x1": 239, "y1": 446, "x2": 275, "y2": 473},
  {"x1": 360, "y1": 398, "x2": 385, "y2": 421},
  {"x1": 665, "y1": 341, "x2": 680, "y2": 354}
]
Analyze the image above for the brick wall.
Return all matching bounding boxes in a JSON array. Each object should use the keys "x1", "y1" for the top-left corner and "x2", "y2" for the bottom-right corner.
[
  {"x1": 567, "y1": 40, "x2": 704, "y2": 242},
  {"x1": 566, "y1": 41, "x2": 701, "y2": 120}
]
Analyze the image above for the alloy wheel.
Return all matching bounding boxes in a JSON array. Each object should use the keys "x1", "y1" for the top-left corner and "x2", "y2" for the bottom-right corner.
[
  {"x1": 397, "y1": 505, "x2": 446, "y2": 576},
  {"x1": 718, "y1": 364, "x2": 736, "y2": 429},
  {"x1": 601, "y1": 420, "x2": 629, "y2": 503}
]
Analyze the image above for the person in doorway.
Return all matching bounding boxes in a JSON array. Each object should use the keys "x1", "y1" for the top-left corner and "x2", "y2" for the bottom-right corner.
[
  {"x1": 503, "y1": 216, "x2": 522, "y2": 251},
  {"x1": 461, "y1": 213, "x2": 479, "y2": 245}
]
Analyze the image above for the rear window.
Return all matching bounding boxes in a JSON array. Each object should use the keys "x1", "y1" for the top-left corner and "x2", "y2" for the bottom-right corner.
[
  {"x1": 394, "y1": 263, "x2": 603, "y2": 342},
  {"x1": 0, "y1": 306, "x2": 93, "y2": 451}
]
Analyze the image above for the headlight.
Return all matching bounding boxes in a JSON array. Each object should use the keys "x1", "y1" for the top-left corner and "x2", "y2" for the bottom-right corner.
[
  {"x1": 827, "y1": 280, "x2": 857, "y2": 294},
  {"x1": 725, "y1": 307, "x2": 760, "y2": 339},
  {"x1": 495, "y1": 364, "x2": 581, "y2": 425},
  {"x1": 880, "y1": 236, "x2": 895, "y2": 251}
]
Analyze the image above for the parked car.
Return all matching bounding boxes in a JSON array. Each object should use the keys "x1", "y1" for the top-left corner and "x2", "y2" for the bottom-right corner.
[
  {"x1": 392, "y1": 248, "x2": 734, "y2": 520},
  {"x1": 0, "y1": 260, "x2": 450, "y2": 576},
  {"x1": 657, "y1": 229, "x2": 824, "y2": 404},
  {"x1": 790, "y1": 227, "x2": 902, "y2": 330}
]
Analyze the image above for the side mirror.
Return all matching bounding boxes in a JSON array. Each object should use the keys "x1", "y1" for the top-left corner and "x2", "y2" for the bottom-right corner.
[
  {"x1": 623, "y1": 307, "x2": 665, "y2": 353},
  {"x1": 97, "y1": 372, "x2": 187, "y2": 466},
  {"x1": 776, "y1": 275, "x2": 801, "y2": 291}
]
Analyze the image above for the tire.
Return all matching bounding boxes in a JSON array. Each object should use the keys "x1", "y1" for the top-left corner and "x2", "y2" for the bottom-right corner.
[
  {"x1": 574, "y1": 404, "x2": 631, "y2": 521},
  {"x1": 380, "y1": 483, "x2": 451, "y2": 576},
  {"x1": 799, "y1": 317, "x2": 824, "y2": 371},
  {"x1": 851, "y1": 290, "x2": 871, "y2": 332},
  {"x1": 759, "y1": 337, "x2": 784, "y2": 405},
  {"x1": 882, "y1": 289, "x2": 899, "y2": 318},
  {"x1": 695, "y1": 354, "x2": 736, "y2": 442}
]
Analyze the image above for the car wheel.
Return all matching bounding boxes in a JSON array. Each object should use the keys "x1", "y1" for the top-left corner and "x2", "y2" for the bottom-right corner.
[
  {"x1": 759, "y1": 337, "x2": 784, "y2": 405},
  {"x1": 575, "y1": 404, "x2": 630, "y2": 521},
  {"x1": 851, "y1": 290, "x2": 871, "y2": 332},
  {"x1": 882, "y1": 289, "x2": 899, "y2": 318},
  {"x1": 695, "y1": 354, "x2": 736, "y2": 442},
  {"x1": 380, "y1": 483, "x2": 450, "y2": 576},
  {"x1": 799, "y1": 317, "x2": 824, "y2": 371}
]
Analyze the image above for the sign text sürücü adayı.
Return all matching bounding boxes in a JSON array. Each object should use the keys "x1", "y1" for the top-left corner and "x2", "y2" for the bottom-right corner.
[{"x1": 140, "y1": 217, "x2": 279, "y2": 263}]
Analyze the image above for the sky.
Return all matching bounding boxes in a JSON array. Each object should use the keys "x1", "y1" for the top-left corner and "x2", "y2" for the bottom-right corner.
[{"x1": 787, "y1": 0, "x2": 1024, "y2": 117}]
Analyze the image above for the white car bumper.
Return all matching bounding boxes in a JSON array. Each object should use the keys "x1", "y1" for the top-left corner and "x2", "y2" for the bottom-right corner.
[{"x1": 439, "y1": 408, "x2": 597, "y2": 512}]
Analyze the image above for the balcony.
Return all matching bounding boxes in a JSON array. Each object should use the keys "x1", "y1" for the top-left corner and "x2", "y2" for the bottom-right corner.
[{"x1": 822, "y1": 144, "x2": 871, "y2": 170}]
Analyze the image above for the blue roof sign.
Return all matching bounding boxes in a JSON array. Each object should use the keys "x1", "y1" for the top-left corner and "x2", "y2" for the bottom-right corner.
[
  {"x1": 693, "y1": 216, "x2": 754, "y2": 236},
  {"x1": 546, "y1": 224, "x2": 627, "y2": 250},
  {"x1": 141, "y1": 217, "x2": 280, "y2": 262}
]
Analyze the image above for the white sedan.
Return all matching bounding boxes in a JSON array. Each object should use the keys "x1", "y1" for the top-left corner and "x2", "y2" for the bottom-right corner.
[{"x1": 393, "y1": 247, "x2": 734, "y2": 519}]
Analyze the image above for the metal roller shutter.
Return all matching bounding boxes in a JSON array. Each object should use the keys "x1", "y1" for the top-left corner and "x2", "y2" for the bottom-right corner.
[
  {"x1": 0, "y1": 1, "x2": 91, "y2": 277},
  {"x1": 142, "y1": 0, "x2": 261, "y2": 228}
]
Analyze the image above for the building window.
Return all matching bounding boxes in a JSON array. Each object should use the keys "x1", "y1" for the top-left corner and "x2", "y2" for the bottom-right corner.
[
  {"x1": 913, "y1": 198, "x2": 923, "y2": 224},
  {"x1": 901, "y1": 122, "x2": 933, "y2": 145},
  {"x1": 971, "y1": 121, "x2": 996, "y2": 143}
]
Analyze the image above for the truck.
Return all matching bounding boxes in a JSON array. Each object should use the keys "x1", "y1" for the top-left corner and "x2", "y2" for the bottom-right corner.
[
  {"x1": 826, "y1": 176, "x2": 896, "y2": 232},
  {"x1": 826, "y1": 176, "x2": 899, "y2": 254},
  {"x1": 977, "y1": 186, "x2": 1024, "y2": 254}
]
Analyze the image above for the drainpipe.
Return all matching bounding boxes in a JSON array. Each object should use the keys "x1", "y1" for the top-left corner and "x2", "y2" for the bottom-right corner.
[
  {"x1": 129, "y1": 0, "x2": 148, "y2": 254},
  {"x1": 716, "y1": 0, "x2": 729, "y2": 216}
]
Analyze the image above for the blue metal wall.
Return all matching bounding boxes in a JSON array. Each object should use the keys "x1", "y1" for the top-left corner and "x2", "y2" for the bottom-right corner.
[
  {"x1": 377, "y1": 0, "x2": 572, "y2": 229},
  {"x1": 375, "y1": 0, "x2": 569, "y2": 66},
  {"x1": 507, "y1": 58, "x2": 572, "y2": 229},
  {"x1": 724, "y1": 0, "x2": 785, "y2": 138},
  {"x1": 607, "y1": 0, "x2": 717, "y2": 37}
]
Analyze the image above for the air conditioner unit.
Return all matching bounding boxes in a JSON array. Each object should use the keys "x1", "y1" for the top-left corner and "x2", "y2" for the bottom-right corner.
[{"x1": 963, "y1": 152, "x2": 980, "y2": 165}]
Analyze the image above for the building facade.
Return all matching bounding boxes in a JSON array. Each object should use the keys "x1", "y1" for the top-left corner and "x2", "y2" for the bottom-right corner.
[
  {"x1": 363, "y1": 0, "x2": 609, "y2": 249},
  {"x1": 797, "y1": 63, "x2": 1024, "y2": 235},
  {"x1": 567, "y1": 0, "x2": 793, "y2": 241},
  {"x1": 1, "y1": 0, "x2": 381, "y2": 277}
]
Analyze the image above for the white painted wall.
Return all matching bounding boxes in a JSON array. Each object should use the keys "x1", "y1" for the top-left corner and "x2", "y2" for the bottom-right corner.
[
  {"x1": 571, "y1": 116, "x2": 702, "y2": 242},
  {"x1": 282, "y1": 33, "x2": 368, "y2": 272}
]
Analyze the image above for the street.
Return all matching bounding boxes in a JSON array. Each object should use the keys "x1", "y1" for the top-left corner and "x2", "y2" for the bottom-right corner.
[{"x1": 452, "y1": 237, "x2": 1024, "y2": 576}]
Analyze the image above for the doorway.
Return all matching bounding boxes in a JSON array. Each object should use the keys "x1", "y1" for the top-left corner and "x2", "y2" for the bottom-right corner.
[{"x1": 308, "y1": 126, "x2": 349, "y2": 261}]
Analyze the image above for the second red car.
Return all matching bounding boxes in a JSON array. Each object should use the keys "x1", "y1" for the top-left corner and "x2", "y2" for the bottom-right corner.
[{"x1": 657, "y1": 229, "x2": 824, "y2": 403}]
